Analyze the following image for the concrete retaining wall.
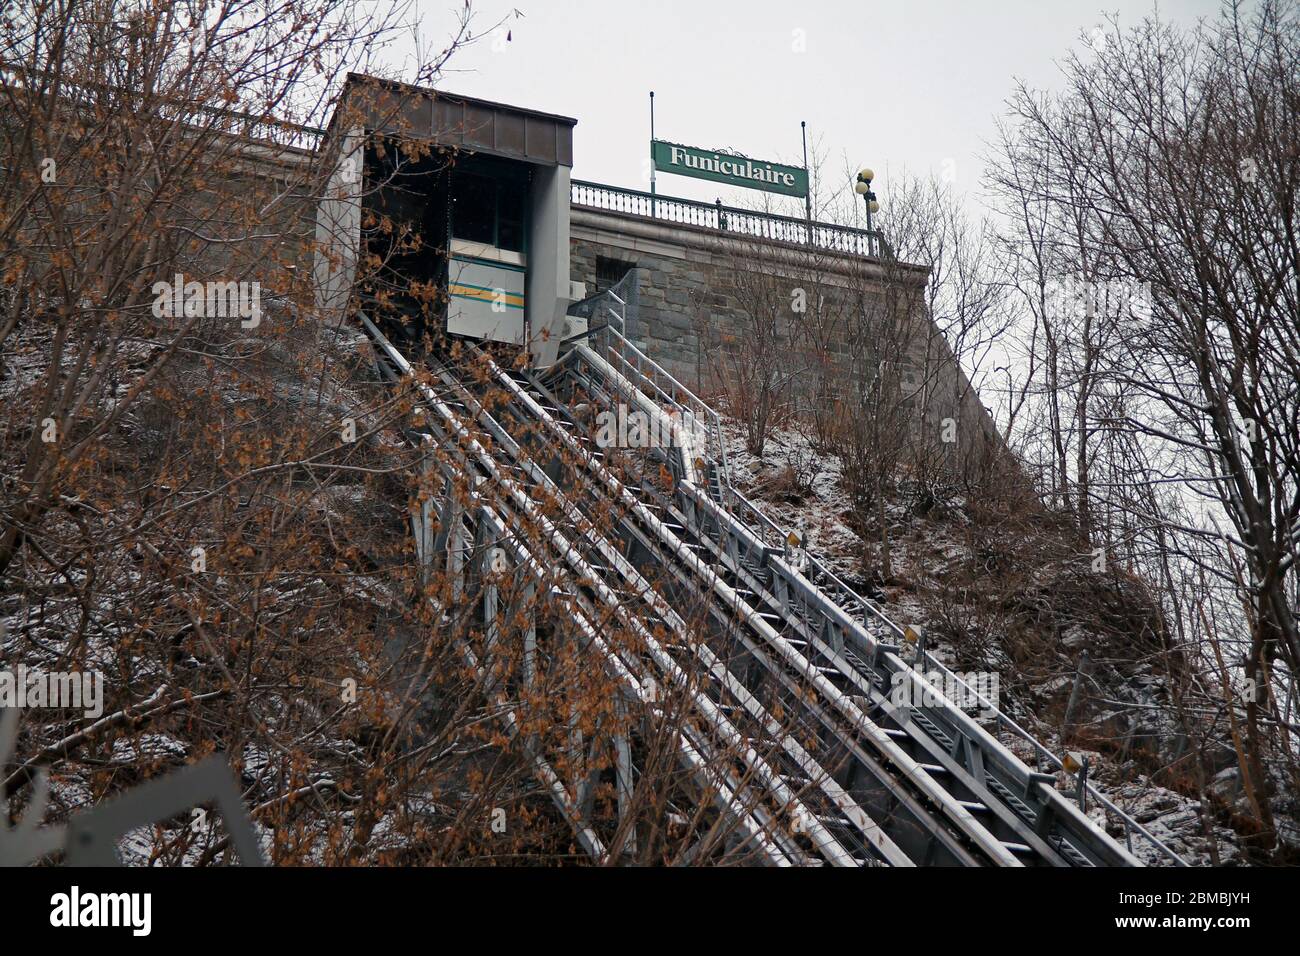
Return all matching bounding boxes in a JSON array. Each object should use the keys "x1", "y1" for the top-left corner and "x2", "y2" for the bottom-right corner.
[{"x1": 568, "y1": 205, "x2": 1001, "y2": 461}]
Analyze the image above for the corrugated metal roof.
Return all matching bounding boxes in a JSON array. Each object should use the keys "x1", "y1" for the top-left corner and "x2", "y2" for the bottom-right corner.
[{"x1": 331, "y1": 73, "x2": 574, "y2": 167}]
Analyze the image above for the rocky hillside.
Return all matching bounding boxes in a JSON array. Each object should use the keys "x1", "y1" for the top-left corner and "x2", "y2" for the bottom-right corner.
[{"x1": 717, "y1": 415, "x2": 1297, "y2": 866}]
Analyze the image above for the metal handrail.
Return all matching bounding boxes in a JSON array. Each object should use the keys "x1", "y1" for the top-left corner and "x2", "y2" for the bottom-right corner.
[
  {"x1": 908, "y1": 645, "x2": 1188, "y2": 866},
  {"x1": 571, "y1": 179, "x2": 890, "y2": 259},
  {"x1": 580, "y1": 317, "x2": 1188, "y2": 867},
  {"x1": 362, "y1": 309, "x2": 808, "y2": 864},
  {"x1": 582, "y1": 297, "x2": 732, "y2": 487}
]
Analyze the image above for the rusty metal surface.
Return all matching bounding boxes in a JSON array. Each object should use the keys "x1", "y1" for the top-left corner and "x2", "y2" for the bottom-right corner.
[{"x1": 335, "y1": 73, "x2": 575, "y2": 167}]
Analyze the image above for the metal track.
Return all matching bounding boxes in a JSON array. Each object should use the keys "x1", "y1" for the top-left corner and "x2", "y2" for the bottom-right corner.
[
  {"x1": 362, "y1": 311, "x2": 864, "y2": 865},
  {"x1": 356, "y1": 307, "x2": 1178, "y2": 867},
  {"x1": 548, "y1": 341, "x2": 1147, "y2": 866},
  {"x1": 576, "y1": 308, "x2": 1186, "y2": 867}
]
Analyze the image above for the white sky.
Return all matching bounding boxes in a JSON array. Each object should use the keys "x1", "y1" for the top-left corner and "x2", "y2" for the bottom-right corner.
[{"x1": 386, "y1": 0, "x2": 1226, "y2": 224}]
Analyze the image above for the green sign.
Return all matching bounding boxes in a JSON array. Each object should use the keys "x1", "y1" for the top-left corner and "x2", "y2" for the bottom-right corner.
[{"x1": 652, "y1": 139, "x2": 808, "y2": 198}]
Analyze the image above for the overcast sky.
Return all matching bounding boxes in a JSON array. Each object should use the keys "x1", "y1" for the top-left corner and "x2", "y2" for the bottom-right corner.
[{"x1": 396, "y1": 0, "x2": 1226, "y2": 224}]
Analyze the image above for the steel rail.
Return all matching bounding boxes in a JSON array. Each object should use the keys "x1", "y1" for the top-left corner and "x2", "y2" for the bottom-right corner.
[
  {"x1": 571, "y1": 322, "x2": 1185, "y2": 867},
  {"x1": 427, "y1": 353, "x2": 885, "y2": 867},
  {"x1": 362, "y1": 313, "x2": 799, "y2": 864},
  {"x1": 581, "y1": 337, "x2": 1138, "y2": 864},
  {"x1": 483, "y1": 350, "x2": 1026, "y2": 866},
  {"x1": 357, "y1": 304, "x2": 1177, "y2": 867},
  {"x1": 467, "y1": 364, "x2": 915, "y2": 866},
  {"x1": 467, "y1": 493, "x2": 795, "y2": 866},
  {"x1": 677, "y1": 480, "x2": 1135, "y2": 866},
  {"x1": 360, "y1": 312, "x2": 824, "y2": 864}
]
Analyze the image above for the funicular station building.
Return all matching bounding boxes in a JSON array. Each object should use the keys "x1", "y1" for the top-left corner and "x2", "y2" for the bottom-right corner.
[{"x1": 313, "y1": 73, "x2": 997, "y2": 458}]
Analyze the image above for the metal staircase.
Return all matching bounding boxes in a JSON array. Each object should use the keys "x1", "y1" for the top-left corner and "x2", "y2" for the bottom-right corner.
[{"x1": 354, "y1": 297, "x2": 1187, "y2": 867}]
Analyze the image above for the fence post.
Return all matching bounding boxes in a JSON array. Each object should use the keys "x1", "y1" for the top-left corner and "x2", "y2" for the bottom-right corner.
[{"x1": 1059, "y1": 649, "x2": 1091, "y2": 744}]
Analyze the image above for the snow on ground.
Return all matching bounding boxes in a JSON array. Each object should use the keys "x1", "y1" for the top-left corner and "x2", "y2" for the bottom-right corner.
[{"x1": 715, "y1": 414, "x2": 1241, "y2": 865}]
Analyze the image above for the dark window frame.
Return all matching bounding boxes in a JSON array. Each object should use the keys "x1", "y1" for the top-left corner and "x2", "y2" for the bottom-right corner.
[{"x1": 451, "y1": 162, "x2": 531, "y2": 254}]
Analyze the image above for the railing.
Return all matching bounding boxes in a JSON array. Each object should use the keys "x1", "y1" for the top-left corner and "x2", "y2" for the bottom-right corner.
[
  {"x1": 571, "y1": 180, "x2": 891, "y2": 260},
  {"x1": 0, "y1": 60, "x2": 327, "y2": 153},
  {"x1": 728, "y1": 467, "x2": 1185, "y2": 865},
  {"x1": 572, "y1": 314, "x2": 1188, "y2": 868},
  {"x1": 595, "y1": 302, "x2": 729, "y2": 475}
]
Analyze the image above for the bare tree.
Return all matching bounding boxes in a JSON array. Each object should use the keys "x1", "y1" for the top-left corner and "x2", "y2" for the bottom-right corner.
[{"x1": 989, "y1": 0, "x2": 1300, "y2": 850}]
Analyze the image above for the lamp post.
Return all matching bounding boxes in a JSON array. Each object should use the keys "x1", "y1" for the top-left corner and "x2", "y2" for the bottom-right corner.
[
  {"x1": 854, "y1": 167, "x2": 879, "y2": 232},
  {"x1": 854, "y1": 168, "x2": 880, "y2": 256}
]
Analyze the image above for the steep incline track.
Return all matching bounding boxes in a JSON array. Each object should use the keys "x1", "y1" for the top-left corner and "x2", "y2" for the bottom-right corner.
[{"x1": 357, "y1": 308, "x2": 1184, "y2": 867}]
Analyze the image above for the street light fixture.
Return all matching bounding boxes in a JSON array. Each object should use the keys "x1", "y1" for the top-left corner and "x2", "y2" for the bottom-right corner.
[{"x1": 854, "y1": 167, "x2": 880, "y2": 232}]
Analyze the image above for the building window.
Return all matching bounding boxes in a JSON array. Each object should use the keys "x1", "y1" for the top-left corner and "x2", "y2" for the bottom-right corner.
[
  {"x1": 452, "y1": 173, "x2": 496, "y2": 245},
  {"x1": 497, "y1": 182, "x2": 527, "y2": 253},
  {"x1": 451, "y1": 168, "x2": 529, "y2": 252}
]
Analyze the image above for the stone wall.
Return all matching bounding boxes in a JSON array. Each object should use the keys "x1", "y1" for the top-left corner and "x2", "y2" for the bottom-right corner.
[
  {"x1": 182, "y1": 133, "x2": 1001, "y2": 470},
  {"x1": 569, "y1": 205, "x2": 1002, "y2": 462}
]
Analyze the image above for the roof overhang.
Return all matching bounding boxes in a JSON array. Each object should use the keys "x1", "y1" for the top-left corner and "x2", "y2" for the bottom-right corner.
[{"x1": 329, "y1": 73, "x2": 575, "y2": 167}]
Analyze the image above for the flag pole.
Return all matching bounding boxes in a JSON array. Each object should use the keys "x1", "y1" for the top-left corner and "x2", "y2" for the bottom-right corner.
[
  {"x1": 801, "y1": 120, "x2": 813, "y2": 227},
  {"x1": 650, "y1": 91, "x2": 657, "y2": 217}
]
